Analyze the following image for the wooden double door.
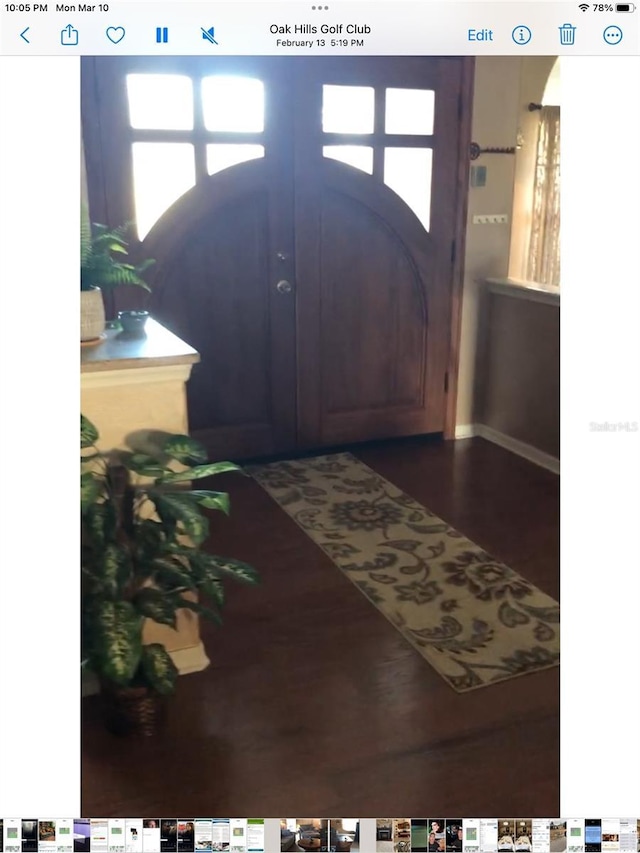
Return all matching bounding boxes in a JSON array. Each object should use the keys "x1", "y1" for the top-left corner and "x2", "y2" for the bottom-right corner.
[{"x1": 82, "y1": 57, "x2": 472, "y2": 460}]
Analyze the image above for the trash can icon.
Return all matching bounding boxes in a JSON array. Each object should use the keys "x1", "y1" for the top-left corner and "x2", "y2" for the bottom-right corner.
[{"x1": 559, "y1": 23, "x2": 576, "y2": 45}]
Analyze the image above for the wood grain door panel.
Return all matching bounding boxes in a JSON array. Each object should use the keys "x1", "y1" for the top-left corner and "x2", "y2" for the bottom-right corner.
[
  {"x1": 143, "y1": 159, "x2": 297, "y2": 460},
  {"x1": 321, "y1": 193, "x2": 427, "y2": 414},
  {"x1": 296, "y1": 159, "x2": 440, "y2": 447}
]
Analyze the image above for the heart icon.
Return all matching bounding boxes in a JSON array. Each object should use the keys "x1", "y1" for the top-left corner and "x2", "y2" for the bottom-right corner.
[{"x1": 106, "y1": 26, "x2": 125, "y2": 43}]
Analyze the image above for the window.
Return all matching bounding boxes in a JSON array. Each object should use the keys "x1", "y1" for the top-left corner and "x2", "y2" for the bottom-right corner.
[
  {"x1": 124, "y1": 73, "x2": 439, "y2": 239},
  {"x1": 508, "y1": 58, "x2": 562, "y2": 288},
  {"x1": 526, "y1": 60, "x2": 560, "y2": 287},
  {"x1": 323, "y1": 145, "x2": 374, "y2": 174},
  {"x1": 322, "y1": 84, "x2": 375, "y2": 133},
  {"x1": 206, "y1": 144, "x2": 264, "y2": 176},
  {"x1": 125, "y1": 73, "x2": 266, "y2": 240},
  {"x1": 126, "y1": 74, "x2": 193, "y2": 130},
  {"x1": 385, "y1": 87, "x2": 435, "y2": 135},
  {"x1": 131, "y1": 143, "x2": 195, "y2": 241},
  {"x1": 384, "y1": 147, "x2": 433, "y2": 231},
  {"x1": 526, "y1": 106, "x2": 560, "y2": 287},
  {"x1": 201, "y1": 76, "x2": 265, "y2": 132},
  {"x1": 321, "y1": 84, "x2": 436, "y2": 231}
]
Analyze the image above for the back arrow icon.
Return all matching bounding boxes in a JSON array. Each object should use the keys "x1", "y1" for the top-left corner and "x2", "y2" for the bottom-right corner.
[{"x1": 20, "y1": 27, "x2": 30, "y2": 42}]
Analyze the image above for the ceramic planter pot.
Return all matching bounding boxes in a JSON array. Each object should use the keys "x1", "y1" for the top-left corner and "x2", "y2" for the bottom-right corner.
[
  {"x1": 101, "y1": 683, "x2": 166, "y2": 737},
  {"x1": 81, "y1": 287, "x2": 106, "y2": 341},
  {"x1": 118, "y1": 310, "x2": 149, "y2": 335}
]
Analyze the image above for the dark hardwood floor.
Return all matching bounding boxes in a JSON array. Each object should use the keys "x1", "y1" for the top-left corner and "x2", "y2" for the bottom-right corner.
[{"x1": 82, "y1": 437, "x2": 559, "y2": 817}]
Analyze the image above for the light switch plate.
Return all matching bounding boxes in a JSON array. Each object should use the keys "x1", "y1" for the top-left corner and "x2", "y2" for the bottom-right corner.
[{"x1": 473, "y1": 214, "x2": 509, "y2": 224}]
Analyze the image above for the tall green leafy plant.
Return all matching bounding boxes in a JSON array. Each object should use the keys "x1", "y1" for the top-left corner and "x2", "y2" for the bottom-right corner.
[
  {"x1": 81, "y1": 415, "x2": 259, "y2": 695},
  {"x1": 81, "y1": 210, "x2": 155, "y2": 293}
]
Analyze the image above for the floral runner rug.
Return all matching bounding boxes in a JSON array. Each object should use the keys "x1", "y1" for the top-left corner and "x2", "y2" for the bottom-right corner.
[{"x1": 249, "y1": 452, "x2": 560, "y2": 692}]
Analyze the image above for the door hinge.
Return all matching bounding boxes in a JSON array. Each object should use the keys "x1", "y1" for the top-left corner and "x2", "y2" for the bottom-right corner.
[
  {"x1": 444, "y1": 372, "x2": 449, "y2": 393},
  {"x1": 458, "y1": 93, "x2": 463, "y2": 120}
]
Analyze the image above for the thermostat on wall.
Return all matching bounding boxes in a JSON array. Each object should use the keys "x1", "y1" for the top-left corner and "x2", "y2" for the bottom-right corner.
[{"x1": 470, "y1": 165, "x2": 487, "y2": 187}]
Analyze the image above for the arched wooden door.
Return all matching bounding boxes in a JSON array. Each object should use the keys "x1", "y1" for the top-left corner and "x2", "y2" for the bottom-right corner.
[{"x1": 82, "y1": 56, "x2": 472, "y2": 460}]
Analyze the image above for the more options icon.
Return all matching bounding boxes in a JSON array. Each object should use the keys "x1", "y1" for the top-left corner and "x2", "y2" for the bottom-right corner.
[{"x1": 603, "y1": 25, "x2": 623, "y2": 44}]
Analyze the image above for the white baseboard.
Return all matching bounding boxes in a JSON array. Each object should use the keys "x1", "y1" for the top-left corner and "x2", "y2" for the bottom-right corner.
[
  {"x1": 454, "y1": 424, "x2": 477, "y2": 439},
  {"x1": 82, "y1": 642, "x2": 211, "y2": 697},
  {"x1": 474, "y1": 424, "x2": 560, "y2": 474}
]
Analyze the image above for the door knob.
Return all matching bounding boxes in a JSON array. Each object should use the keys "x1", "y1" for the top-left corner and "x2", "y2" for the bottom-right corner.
[{"x1": 276, "y1": 279, "x2": 293, "y2": 294}]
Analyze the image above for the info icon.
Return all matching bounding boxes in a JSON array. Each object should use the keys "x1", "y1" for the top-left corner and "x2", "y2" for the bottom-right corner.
[{"x1": 511, "y1": 24, "x2": 532, "y2": 44}]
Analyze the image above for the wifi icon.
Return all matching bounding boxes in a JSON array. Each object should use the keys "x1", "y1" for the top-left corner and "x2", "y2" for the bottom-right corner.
[{"x1": 579, "y1": 3, "x2": 589, "y2": 9}]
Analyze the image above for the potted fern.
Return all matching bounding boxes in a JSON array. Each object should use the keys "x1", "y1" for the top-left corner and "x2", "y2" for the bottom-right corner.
[
  {"x1": 81, "y1": 206, "x2": 155, "y2": 342},
  {"x1": 81, "y1": 414, "x2": 259, "y2": 735}
]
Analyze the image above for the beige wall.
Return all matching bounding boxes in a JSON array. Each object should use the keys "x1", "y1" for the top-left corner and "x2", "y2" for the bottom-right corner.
[
  {"x1": 456, "y1": 56, "x2": 559, "y2": 445},
  {"x1": 479, "y1": 293, "x2": 559, "y2": 457},
  {"x1": 456, "y1": 56, "x2": 520, "y2": 428}
]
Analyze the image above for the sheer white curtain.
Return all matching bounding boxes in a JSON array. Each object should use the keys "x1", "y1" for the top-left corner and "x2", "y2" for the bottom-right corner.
[{"x1": 527, "y1": 106, "x2": 560, "y2": 287}]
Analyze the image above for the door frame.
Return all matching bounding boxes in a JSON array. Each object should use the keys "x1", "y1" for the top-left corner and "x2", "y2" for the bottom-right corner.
[
  {"x1": 444, "y1": 57, "x2": 475, "y2": 440},
  {"x1": 81, "y1": 55, "x2": 475, "y2": 442}
]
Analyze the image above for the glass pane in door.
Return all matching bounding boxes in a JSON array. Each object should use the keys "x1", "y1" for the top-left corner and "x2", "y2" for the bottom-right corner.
[
  {"x1": 126, "y1": 74, "x2": 194, "y2": 130},
  {"x1": 384, "y1": 147, "x2": 433, "y2": 231},
  {"x1": 322, "y1": 85, "x2": 375, "y2": 134},
  {"x1": 323, "y1": 145, "x2": 374, "y2": 174},
  {"x1": 385, "y1": 88, "x2": 435, "y2": 135},
  {"x1": 202, "y1": 77, "x2": 265, "y2": 132},
  {"x1": 131, "y1": 142, "x2": 196, "y2": 240},
  {"x1": 206, "y1": 144, "x2": 265, "y2": 175}
]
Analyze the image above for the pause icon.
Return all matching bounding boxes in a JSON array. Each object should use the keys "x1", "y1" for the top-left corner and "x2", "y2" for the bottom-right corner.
[{"x1": 156, "y1": 26, "x2": 168, "y2": 43}]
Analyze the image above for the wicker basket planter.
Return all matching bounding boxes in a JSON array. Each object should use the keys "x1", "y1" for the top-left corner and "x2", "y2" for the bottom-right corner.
[
  {"x1": 101, "y1": 683, "x2": 166, "y2": 737},
  {"x1": 81, "y1": 287, "x2": 106, "y2": 341}
]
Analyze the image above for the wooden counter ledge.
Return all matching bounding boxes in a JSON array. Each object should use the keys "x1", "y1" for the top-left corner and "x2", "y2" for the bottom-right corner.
[{"x1": 81, "y1": 318, "x2": 200, "y2": 373}]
